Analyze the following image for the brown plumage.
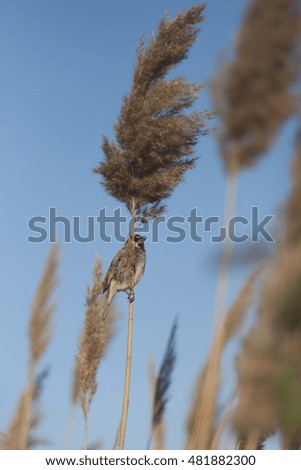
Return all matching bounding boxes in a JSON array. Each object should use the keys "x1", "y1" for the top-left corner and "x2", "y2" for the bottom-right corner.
[{"x1": 102, "y1": 235, "x2": 146, "y2": 318}]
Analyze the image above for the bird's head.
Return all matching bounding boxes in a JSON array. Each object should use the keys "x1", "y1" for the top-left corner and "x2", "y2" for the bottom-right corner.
[{"x1": 129, "y1": 234, "x2": 146, "y2": 248}]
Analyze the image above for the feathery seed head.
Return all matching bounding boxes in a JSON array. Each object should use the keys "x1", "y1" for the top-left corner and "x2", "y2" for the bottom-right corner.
[{"x1": 94, "y1": 5, "x2": 211, "y2": 219}]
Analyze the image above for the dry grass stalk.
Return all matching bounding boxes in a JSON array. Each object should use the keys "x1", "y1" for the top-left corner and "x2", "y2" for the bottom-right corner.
[
  {"x1": 212, "y1": 171, "x2": 238, "y2": 326},
  {"x1": 148, "y1": 319, "x2": 177, "y2": 450},
  {"x1": 3, "y1": 388, "x2": 33, "y2": 450},
  {"x1": 75, "y1": 255, "x2": 115, "y2": 449},
  {"x1": 210, "y1": 393, "x2": 236, "y2": 449},
  {"x1": 186, "y1": 262, "x2": 262, "y2": 450},
  {"x1": 3, "y1": 372, "x2": 48, "y2": 450},
  {"x1": 3, "y1": 247, "x2": 58, "y2": 449},
  {"x1": 118, "y1": 295, "x2": 134, "y2": 450},
  {"x1": 223, "y1": 263, "x2": 263, "y2": 345},
  {"x1": 186, "y1": 331, "x2": 225, "y2": 449},
  {"x1": 213, "y1": 0, "x2": 301, "y2": 173}
]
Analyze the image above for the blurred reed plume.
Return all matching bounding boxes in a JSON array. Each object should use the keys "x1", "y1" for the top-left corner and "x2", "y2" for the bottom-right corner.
[
  {"x1": 188, "y1": 0, "x2": 301, "y2": 451},
  {"x1": 233, "y1": 125, "x2": 301, "y2": 450},
  {"x1": 186, "y1": 258, "x2": 263, "y2": 449},
  {"x1": 213, "y1": 0, "x2": 301, "y2": 173},
  {"x1": 222, "y1": 264, "x2": 264, "y2": 345},
  {"x1": 234, "y1": 241, "x2": 301, "y2": 449},
  {"x1": 282, "y1": 127, "x2": 301, "y2": 247},
  {"x1": 2, "y1": 245, "x2": 58, "y2": 449},
  {"x1": 73, "y1": 255, "x2": 115, "y2": 450},
  {"x1": 211, "y1": 0, "x2": 301, "y2": 327},
  {"x1": 148, "y1": 318, "x2": 177, "y2": 450},
  {"x1": 93, "y1": 3, "x2": 211, "y2": 449},
  {"x1": 3, "y1": 371, "x2": 48, "y2": 450}
]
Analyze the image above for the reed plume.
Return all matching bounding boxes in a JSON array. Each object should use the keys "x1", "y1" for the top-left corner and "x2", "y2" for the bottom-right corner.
[
  {"x1": 94, "y1": 4, "x2": 210, "y2": 221},
  {"x1": 74, "y1": 255, "x2": 115, "y2": 450},
  {"x1": 213, "y1": 0, "x2": 301, "y2": 173},
  {"x1": 94, "y1": 3, "x2": 210, "y2": 449},
  {"x1": 3, "y1": 370, "x2": 48, "y2": 450},
  {"x1": 2, "y1": 246, "x2": 58, "y2": 449},
  {"x1": 148, "y1": 318, "x2": 177, "y2": 450}
]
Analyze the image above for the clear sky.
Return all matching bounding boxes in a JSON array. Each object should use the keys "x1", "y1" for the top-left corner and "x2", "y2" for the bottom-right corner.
[{"x1": 0, "y1": 0, "x2": 296, "y2": 450}]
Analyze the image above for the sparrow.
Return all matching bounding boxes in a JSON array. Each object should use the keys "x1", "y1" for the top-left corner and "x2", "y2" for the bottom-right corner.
[{"x1": 102, "y1": 234, "x2": 146, "y2": 319}]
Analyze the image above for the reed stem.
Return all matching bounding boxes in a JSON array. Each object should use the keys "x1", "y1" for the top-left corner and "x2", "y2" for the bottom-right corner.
[{"x1": 118, "y1": 200, "x2": 136, "y2": 450}]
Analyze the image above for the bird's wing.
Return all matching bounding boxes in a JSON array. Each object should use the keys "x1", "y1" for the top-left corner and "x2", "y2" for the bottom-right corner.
[
  {"x1": 102, "y1": 265, "x2": 114, "y2": 293},
  {"x1": 102, "y1": 247, "x2": 126, "y2": 293}
]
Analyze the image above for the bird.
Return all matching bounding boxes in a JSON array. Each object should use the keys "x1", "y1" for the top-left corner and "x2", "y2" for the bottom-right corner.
[{"x1": 102, "y1": 234, "x2": 146, "y2": 319}]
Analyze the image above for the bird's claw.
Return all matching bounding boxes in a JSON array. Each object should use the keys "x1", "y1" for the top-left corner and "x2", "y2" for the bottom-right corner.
[{"x1": 127, "y1": 290, "x2": 135, "y2": 303}]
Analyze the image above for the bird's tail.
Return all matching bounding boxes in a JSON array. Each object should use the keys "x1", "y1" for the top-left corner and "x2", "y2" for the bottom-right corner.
[
  {"x1": 102, "y1": 288, "x2": 114, "y2": 320},
  {"x1": 102, "y1": 303, "x2": 109, "y2": 321}
]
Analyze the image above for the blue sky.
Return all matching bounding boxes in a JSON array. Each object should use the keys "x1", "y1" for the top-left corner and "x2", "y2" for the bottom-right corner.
[{"x1": 0, "y1": 0, "x2": 296, "y2": 449}]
